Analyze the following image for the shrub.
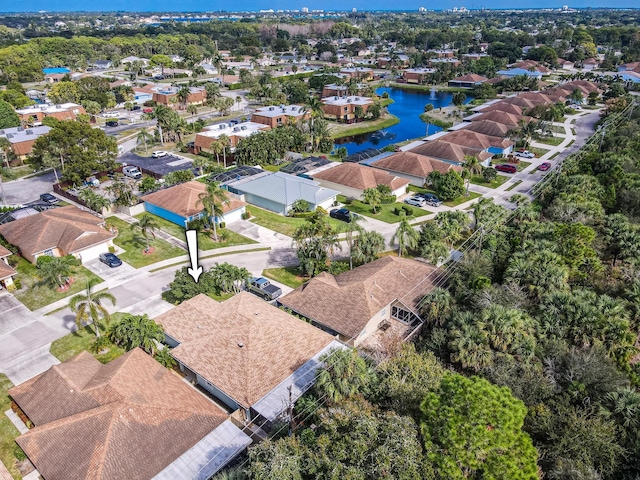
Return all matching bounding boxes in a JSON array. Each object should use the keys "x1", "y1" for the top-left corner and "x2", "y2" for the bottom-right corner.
[
  {"x1": 402, "y1": 205, "x2": 413, "y2": 216},
  {"x1": 108, "y1": 245, "x2": 116, "y2": 254},
  {"x1": 380, "y1": 195, "x2": 396, "y2": 204},
  {"x1": 242, "y1": 211, "x2": 251, "y2": 220},
  {"x1": 344, "y1": 196, "x2": 355, "y2": 205},
  {"x1": 36, "y1": 255, "x2": 54, "y2": 268},
  {"x1": 316, "y1": 206, "x2": 328, "y2": 215},
  {"x1": 14, "y1": 445, "x2": 27, "y2": 461}
]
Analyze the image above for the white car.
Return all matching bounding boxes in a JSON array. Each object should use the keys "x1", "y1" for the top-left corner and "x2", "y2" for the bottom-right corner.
[
  {"x1": 102, "y1": 111, "x2": 120, "y2": 118},
  {"x1": 404, "y1": 196, "x2": 426, "y2": 207},
  {"x1": 151, "y1": 150, "x2": 169, "y2": 158},
  {"x1": 516, "y1": 151, "x2": 535, "y2": 159}
]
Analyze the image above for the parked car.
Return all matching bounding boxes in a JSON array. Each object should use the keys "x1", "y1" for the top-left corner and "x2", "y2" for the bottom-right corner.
[
  {"x1": 246, "y1": 277, "x2": 282, "y2": 301},
  {"x1": 142, "y1": 108, "x2": 153, "y2": 114},
  {"x1": 84, "y1": 176, "x2": 100, "y2": 187},
  {"x1": 131, "y1": 105, "x2": 141, "y2": 111},
  {"x1": 122, "y1": 166, "x2": 142, "y2": 180},
  {"x1": 106, "y1": 120, "x2": 119, "y2": 127},
  {"x1": 152, "y1": 150, "x2": 169, "y2": 158},
  {"x1": 405, "y1": 196, "x2": 426, "y2": 207},
  {"x1": 329, "y1": 208, "x2": 357, "y2": 223},
  {"x1": 99, "y1": 253, "x2": 122, "y2": 268},
  {"x1": 494, "y1": 164, "x2": 517, "y2": 174},
  {"x1": 516, "y1": 150, "x2": 535, "y2": 159},
  {"x1": 39, "y1": 193, "x2": 59, "y2": 204},
  {"x1": 416, "y1": 193, "x2": 443, "y2": 207},
  {"x1": 538, "y1": 162, "x2": 552, "y2": 171}
]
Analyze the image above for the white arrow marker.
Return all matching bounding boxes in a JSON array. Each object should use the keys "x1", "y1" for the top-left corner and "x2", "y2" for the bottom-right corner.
[{"x1": 185, "y1": 229, "x2": 203, "y2": 283}]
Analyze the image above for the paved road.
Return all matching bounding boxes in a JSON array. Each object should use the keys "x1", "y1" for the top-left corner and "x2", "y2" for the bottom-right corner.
[{"x1": 1, "y1": 170, "x2": 57, "y2": 206}]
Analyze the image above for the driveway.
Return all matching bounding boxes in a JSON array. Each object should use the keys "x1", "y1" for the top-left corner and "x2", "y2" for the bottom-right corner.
[
  {"x1": 83, "y1": 258, "x2": 144, "y2": 288},
  {"x1": 118, "y1": 151, "x2": 195, "y2": 177},
  {"x1": 0, "y1": 292, "x2": 32, "y2": 336}
]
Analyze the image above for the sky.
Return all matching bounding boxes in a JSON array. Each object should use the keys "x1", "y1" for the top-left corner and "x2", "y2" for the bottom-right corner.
[{"x1": 1, "y1": 1, "x2": 638, "y2": 13}]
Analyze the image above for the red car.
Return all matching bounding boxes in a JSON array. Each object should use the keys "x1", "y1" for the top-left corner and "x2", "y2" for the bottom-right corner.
[
  {"x1": 494, "y1": 163, "x2": 517, "y2": 174},
  {"x1": 538, "y1": 162, "x2": 552, "y2": 171}
]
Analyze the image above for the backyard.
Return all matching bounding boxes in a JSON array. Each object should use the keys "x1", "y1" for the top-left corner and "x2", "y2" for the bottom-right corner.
[
  {"x1": 12, "y1": 256, "x2": 104, "y2": 311},
  {"x1": 133, "y1": 213, "x2": 257, "y2": 251},
  {"x1": 107, "y1": 217, "x2": 186, "y2": 268},
  {"x1": 337, "y1": 196, "x2": 432, "y2": 223}
]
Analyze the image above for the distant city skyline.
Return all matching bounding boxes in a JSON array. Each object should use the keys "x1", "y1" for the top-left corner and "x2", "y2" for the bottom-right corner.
[{"x1": 1, "y1": 1, "x2": 638, "y2": 13}]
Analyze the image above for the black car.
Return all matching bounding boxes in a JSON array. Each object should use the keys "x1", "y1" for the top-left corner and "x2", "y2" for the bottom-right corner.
[
  {"x1": 330, "y1": 208, "x2": 357, "y2": 223},
  {"x1": 39, "y1": 193, "x2": 59, "y2": 204},
  {"x1": 106, "y1": 120, "x2": 119, "y2": 127},
  {"x1": 99, "y1": 253, "x2": 122, "y2": 268},
  {"x1": 416, "y1": 193, "x2": 443, "y2": 207}
]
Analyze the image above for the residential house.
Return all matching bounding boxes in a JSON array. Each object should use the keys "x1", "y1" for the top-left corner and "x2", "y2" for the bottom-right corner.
[
  {"x1": 581, "y1": 58, "x2": 600, "y2": 71},
  {"x1": 141, "y1": 181, "x2": 247, "y2": 227},
  {"x1": 16, "y1": 103, "x2": 86, "y2": 125},
  {"x1": 455, "y1": 120, "x2": 513, "y2": 138},
  {"x1": 376, "y1": 54, "x2": 409, "y2": 69},
  {"x1": 321, "y1": 96, "x2": 374, "y2": 123},
  {"x1": 0, "y1": 205, "x2": 115, "y2": 264},
  {"x1": 339, "y1": 67, "x2": 374, "y2": 80},
  {"x1": 556, "y1": 58, "x2": 575, "y2": 70},
  {"x1": 0, "y1": 245, "x2": 16, "y2": 290},
  {"x1": 132, "y1": 86, "x2": 154, "y2": 105},
  {"x1": 462, "y1": 53, "x2": 490, "y2": 62},
  {"x1": 225, "y1": 171, "x2": 339, "y2": 214},
  {"x1": 279, "y1": 256, "x2": 438, "y2": 346},
  {"x1": 151, "y1": 86, "x2": 206, "y2": 107},
  {"x1": 312, "y1": 162, "x2": 410, "y2": 198},
  {"x1": 512, "y1": 60, "x2": 550, "y2": 75},
  {"x1": 447, "y1": 73, "x2": 488, "y2": 88},
  {"x1": 472, "y1": 101, "x2": 524, "y2": 116},
  {"x1": 9, "y1": 348, "x2": 250, "y2": 480},
  {"x1": 251, "y1": 104, "x2": 309, "y2": 128},
  {"x1": 618, "y1": 62, "x2": 640, "y2": 72},
  {"x1": 361, "y1": 150, "x2": 463, "y2": 186},
  {"x1": 89, "y1": 60, "x2": 112, "y2": 70},
  {"x1": 154, "y1": 292, "x2": 340, "y2": 425},
  {"x1": 193, "y1": 121, "x2": 270, "y2": 155},
  {"x1": 321, "y1": 83, "x2": 367, "y2": 98},
  {"x1": 428, "y1": 58, "x2": 462, "y2": 68},
  {"x1": 437, "y1": 130, "x2": 514, "y2": 156},
  {"x1": 121, "y1": 56, "x2": 150, "y2": 65},
  {"x1": 429, "y1": 49, "x2": 456, "y2": 58},
  {"x1": 408, "y1": 140, "x2": 493, "y2": 166},
  {"x1": 0, "y1": 126, "x2": 52, "y2": 158},
  {"x1": 402, "y1": 68, "x2": 436, "y2": 84}
]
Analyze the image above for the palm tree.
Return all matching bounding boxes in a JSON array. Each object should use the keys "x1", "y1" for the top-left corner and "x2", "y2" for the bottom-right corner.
[
  {"x1": 344, "y1": 214, "x2": 366, "y2": 270},
  {"x1": 362, "y1": 187, "x2": 382, "y2": 214},
  {"x1": 136, "y1": 130, "x2": 154, "y2": 152},
  {"x1": 0, "y1": 137, "x2": 11, "y2": 170},
  {"x1": 351, "y1": 230, "x2": 385, "y2": 266},
  {"x1": 131, "y1": 213, "x2": 160, "y2": 253},
  {"x1": 305, "y1": 96, "x2": 324, "y2": 151},
  {"x1": 235, "y1": 95, "x2": 242, "y2": 111},
  {"x1": 187, "y1": 104, "x2": 198, "y2": 117},
  {"x1": 196, "y1": 182, "x2": 229, "y2": 242},
  {"x1": 108, "y1": 314, "x2": 164, "y2": 355},
  {"x1": 463, "y1": 155, "x2": 483, "y2": 195},
  {"x1": 209, "y1": 139, "x2": 224, "y2": 166},
  {"x1": 78, "y1": 189, "x2": 111, "y2": 219},
  {"x1": 154, "y1": 347, "x2": 176, "y2": 369},
  {"x1": 39, "y1": 256, "x2": 76, "y2": 289},
  {"x1": 391, "y1": 217, "x2": 419, "y2": 257},
  {"x1": 315, "y1": 348, "x2": 373, "y2": 404},
  {"x1": 69, "y1": 279, "x2": 116, "y2": 338},
  {"x1": 177, "y1": 86, "x2": 191, "y2": 110},
  {"x1": 217, "y1": 134, "x2": 231, "y2": 168}
]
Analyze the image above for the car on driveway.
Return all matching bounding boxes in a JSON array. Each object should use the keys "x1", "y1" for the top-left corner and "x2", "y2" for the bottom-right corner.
[
  {"x1": 538, "y1": 162, "x2": 552, "y2": 171},
  {"x1": 39, "y1": 193, "x2": 59, "y2": 204},
  {"x1": 404, "y1": 196, "x2": 426, "y2": 207},
  {"x1": 105, "y1": 120, "x2": 119, "y2": 127},
  {"x1": 99, "y1": 253, "x2": 122, "y2": 268},
  {"x1": 494, "y1": 164, "x2": 517, "y2": 174},
  {"x1": 151, "y1": 150, "x2": 169, "y2": 158},
  {"x1": 416, "y1": 193, "x2": 443, "y2": 207},
  {"x1": 516, "y1": 150, "x2": 536, "y2": 159},
  {"x1": 330, "y1": 208, "x2": 357, "y2": 223}
]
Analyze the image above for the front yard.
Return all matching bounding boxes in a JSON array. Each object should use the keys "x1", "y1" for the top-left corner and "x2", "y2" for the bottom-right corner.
[
  {"x1": 49, "y1": 320, "x2": 127, "y2": 364},
  {"x1": 107, "y1": 217, "x2": 185, "y2": 268},
  {"x1": 470, "y1": 174, "x2": 509, "y2": 189},
  {"x1": 407, "y1": 186, "x2": 481, "y2": 207},
  {"x1": 133, "y1": 213, "x2": 257, "y2": 252},
  {"x1": 0, "y1": 374, "x2": 21, "y2": 480},
  {"x1": 12, "y1": 256, "x2": 104, "y2": 311},
  {"x1": 262, "y1": 266, "x2": 307, "y2": 289},
  {"x1": 337, "y1": 196, "x2": 432, "y2": 223},
  {"x1": 249, "y1": 207, "x2": 345, "y2": 237}
]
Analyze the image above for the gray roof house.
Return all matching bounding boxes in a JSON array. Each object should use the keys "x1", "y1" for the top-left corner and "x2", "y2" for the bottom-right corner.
[{"x1": 226, "y1": 171, "x2": 339, "y2": 214}]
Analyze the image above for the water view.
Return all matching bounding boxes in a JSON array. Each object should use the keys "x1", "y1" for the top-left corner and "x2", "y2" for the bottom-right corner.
[{"x1": 335, "y1": 86, "x2": 474, "y2": 154}]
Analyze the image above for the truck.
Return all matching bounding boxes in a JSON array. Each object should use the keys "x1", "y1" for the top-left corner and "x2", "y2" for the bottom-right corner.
[
  {"x1": 122, "y1": 166, "x2": 142, "y2": 180},
  {"x1": 246, "y1": 277, "x2": 282, "y2": 301}
]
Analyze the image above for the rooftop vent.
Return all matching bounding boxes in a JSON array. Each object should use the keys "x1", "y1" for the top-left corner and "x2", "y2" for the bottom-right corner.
[
  {"x1": 334, "y1": 96, "x2": 338, "y2": 100},
  {"x1": 26, "y1": 130, "x2": 33, "y2": 135},
  {"x1": 17, "y1": 127, "x2": 24, "y2": 132},
  {"x1": 241, "y1": 125, "x2": 247, "y2": 130},
  {"x1": 6, "y1": 133, "x2": 14, "y2": 139},
  {"x1": 269, "y1": 106, "x2": 274, "y2": 111},
  {"x1": 233, "y1": 127, "x2": 240, "y2": 132},
  {"x1": 238, "y1": 342, "x2": 244, "y2": 348}
]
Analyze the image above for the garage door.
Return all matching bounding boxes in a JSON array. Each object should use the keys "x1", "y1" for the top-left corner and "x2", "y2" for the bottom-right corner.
[
  {"x1": 221, "y1": 207, "x2": 245, "y2": 225},
  {"x1": 76, "y1": 242, "x2": 110, "y2": 263}
]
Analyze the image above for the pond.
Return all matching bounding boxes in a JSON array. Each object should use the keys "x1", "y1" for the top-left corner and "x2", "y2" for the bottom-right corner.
[{"x1": 334, "y1": 87, "x2": 474, "y2": 154}]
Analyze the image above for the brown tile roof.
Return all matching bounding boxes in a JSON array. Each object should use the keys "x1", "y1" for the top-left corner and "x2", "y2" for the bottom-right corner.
[
  {"x1": 154, "y1": 292, "x2": 334, "y2": 410},
  {"x1": 477, "y1": 102, "x2": 524, "y2": 116},
  {"x1": 451, "y1": 73, "x2": 488, "y2": 83},
  {"x1": 312, "y1": 162, "x2": 410, "y2": 191},
  {"x1": 370, "y1": 151, "x2": 462, "y2": 177},
  {"x1": 460, "y1": 120, "x2": 512, "y2": 137},
  {"x1": 0, "y1": 206, "x2": 114, "y2": 260},
  {"x1": 516, "y1": 92, "x2": 555, "y2": 105},
  {"x1": 0, "y1": 260, "x2": 16, "y2": 281},
  {"x1": 501, "y1": 96, "x2": 538, "y2": 109},
  {"x1": 558, "y1": 80, "x2": 601, "y2": 95},
  {"x1": 409, "y1": 140, "x2": 493, "y2": 164},
  {"x1": 470, "y1": 109, "x2": 532, "y2": 127},
  {"x1": 0, "y1": 245, "x2": 10, "y2": 258},
  {"x1": 141, "y1": 181, "x2": 246, "y2": 218},
  {"x1": 280, "y1": 256, "x2": 437, "y2": 339},
  {"x1": 437, "y1": 130, "x2": 514, "y2": 150},
  {"x1": 10, "y1": 349, "x2": 227, "y2": 480},
  {"x1": 513, "y1": 60, "x2": 550, "y2": 73}
]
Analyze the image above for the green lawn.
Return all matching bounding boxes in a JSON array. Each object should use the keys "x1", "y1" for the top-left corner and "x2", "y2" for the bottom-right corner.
[
  {"x1": 338, "y1": 196, "x2": 431, "y2": 223},
  {"x1": 249, "y1": 207, "x2": 345, "y2": 237},
  {"x1": 516, "y1": 161, "x2": 532, "y2": 172},
  {"x1": 407, "y1": 186, "x2": 481, "y2": 207},
  {"x1": 534, "y1": 135, "x2": 564, "y2": 146},
  {"x1": 470, "y1": 174, "x2": 509, "y2": 189},
  {"x1": 528, "y1": 147, "x2": 550, "y2": 158},
  {"x1": 107, "y1": 217, "x2": 185, "y2": 268},
  {"x1": 13, "y1": 256, "x2": 104, "y2": 311},
  {"x1": 0, "y1": 374, "x2": 21, "y2": 480},
  {"x1": 132, "y1": 213, "x2": 257, "y2": 252},
  {"x1": 330, "y1": 114, "x2": 400, "y2": 140},
  {"x1": 50, "y1": 321, "x2": 127, "y2": 364},
  {"x1": 506, "y1": 180, "x2": 523, "y2": 191},
  {"x1": 263, "y1": 266, "x2": 307, "y2": 289}
]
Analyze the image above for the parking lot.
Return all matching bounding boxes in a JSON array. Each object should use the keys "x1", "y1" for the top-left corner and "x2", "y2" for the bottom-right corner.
[{"x1": 117, "y1": 151, "x2": 196, "y2": 177}]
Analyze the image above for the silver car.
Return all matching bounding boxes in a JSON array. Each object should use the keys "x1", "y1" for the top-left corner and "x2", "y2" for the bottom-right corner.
[{"x1": 405, "y1": 196, "x2": 426, "y2": 207}]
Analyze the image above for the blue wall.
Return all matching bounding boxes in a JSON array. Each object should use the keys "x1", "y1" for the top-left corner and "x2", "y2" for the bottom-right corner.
[{"x1": 145, "y1": 202, "x2": 187, "y2": 227}]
